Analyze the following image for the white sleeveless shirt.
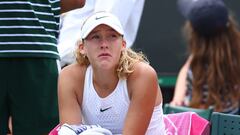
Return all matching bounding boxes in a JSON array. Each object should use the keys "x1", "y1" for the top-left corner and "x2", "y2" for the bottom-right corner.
[{"x1": 81, "y1": 66, "x2": 166, "y2": 135}]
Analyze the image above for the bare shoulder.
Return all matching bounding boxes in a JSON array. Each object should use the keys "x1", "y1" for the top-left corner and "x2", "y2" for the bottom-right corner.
[
  {"x1": 60, "y1": 63, "x2": 86, "y2": 80},
  {"x1": 129, "y1": 62, "x2": 157, "y2": 80},
  {"x1": 127, "y1": 62, "x2": 160, "y2": 104},
  {"x1": 58, "y1": 63, "x2": 87, "y2": 92},
  {"x1": 127, "y1": 62, "x2": 158, "y2": 93}
]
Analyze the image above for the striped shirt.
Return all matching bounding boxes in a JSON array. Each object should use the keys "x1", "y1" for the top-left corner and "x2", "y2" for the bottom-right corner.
[{"x1": 0, "y1": 0, "x2": 60, "y2": 59}]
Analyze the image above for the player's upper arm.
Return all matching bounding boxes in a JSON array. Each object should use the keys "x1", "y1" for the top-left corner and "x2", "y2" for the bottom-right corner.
[
  {"x1": 123, "y1": 62, "x2": 159, "y2": 135},
  {"x1": 58, "y1": 64, "x2": 85, "y2": 124}
]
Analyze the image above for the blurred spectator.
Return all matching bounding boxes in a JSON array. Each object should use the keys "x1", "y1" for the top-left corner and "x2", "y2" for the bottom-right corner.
[{"x1": 171, "y1": 0, "x2": 240, "y2": 114}]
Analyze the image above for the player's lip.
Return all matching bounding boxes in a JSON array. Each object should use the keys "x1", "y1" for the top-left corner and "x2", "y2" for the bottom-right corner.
[{"x1": 98, "y1": 53, "x2": 111, "y2": 57}]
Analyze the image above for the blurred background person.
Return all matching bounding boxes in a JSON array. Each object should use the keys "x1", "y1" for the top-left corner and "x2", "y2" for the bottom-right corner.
[{"x1": 171, "y1": 0, "x2": 240, "y2": 114}]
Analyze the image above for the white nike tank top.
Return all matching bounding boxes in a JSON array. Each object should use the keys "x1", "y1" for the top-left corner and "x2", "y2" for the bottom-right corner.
[{"x1": 81, "y1": 66, "x2": 166, "y2": 135}]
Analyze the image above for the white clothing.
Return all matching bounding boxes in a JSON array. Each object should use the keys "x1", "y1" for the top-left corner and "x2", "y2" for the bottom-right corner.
[
  {"x1": 58, "y1": 123, "x2": 113, "y2": 135},
  {"x1": 57, "y1": 0, "x2": 145, "y2": 67},
  {"x1": 81, "y1": 66, "x2": 166, "y2": 135}
]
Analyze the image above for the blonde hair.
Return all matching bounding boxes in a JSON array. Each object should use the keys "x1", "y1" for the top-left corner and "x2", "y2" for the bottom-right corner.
[{"x1": 75, "y1": 40, "x2": 149, "y2": 79}]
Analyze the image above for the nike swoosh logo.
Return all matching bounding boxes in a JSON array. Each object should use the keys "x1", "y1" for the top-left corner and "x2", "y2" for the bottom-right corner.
[
  {"x1": 95, "y1": 16, "x2": 108, "y2": 20},
  {"x1": 100, "y1": 107, "x2": 112, "y2": 112}
]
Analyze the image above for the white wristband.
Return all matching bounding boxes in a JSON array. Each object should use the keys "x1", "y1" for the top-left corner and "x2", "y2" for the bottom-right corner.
[
  {"x1": 58, "y1": 124, "x2": 78, "y2": 135},
  {"x1": 58, "y1": 123, "x2": 112, "y2": 135}
]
